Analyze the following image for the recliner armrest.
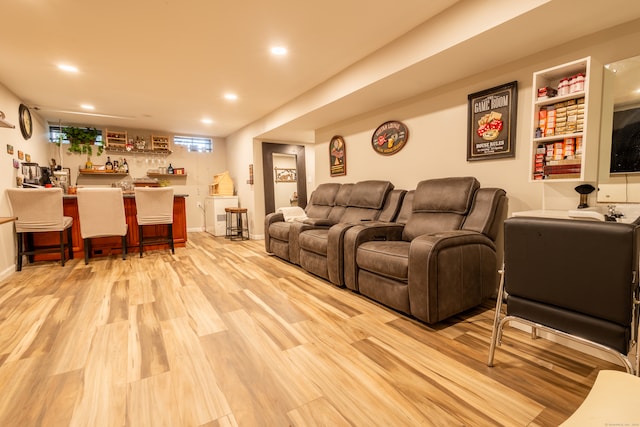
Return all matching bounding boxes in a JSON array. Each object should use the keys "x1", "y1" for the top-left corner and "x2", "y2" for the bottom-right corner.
[
  {"x1": 343, "y1": 223, "x2": 405, "y2": 290},
  {"x1": 408, "y1": 230, "x2": 497, "y2": 323},
  {"x1": 265, "y1": 212, "x2": 285, "y2": 225},
  {"x1": 264, "y1": 212, "x2": 285, "y2": 252},
  {"x1": 304, "y1": 218, "x2": 337, "y2": 227}
]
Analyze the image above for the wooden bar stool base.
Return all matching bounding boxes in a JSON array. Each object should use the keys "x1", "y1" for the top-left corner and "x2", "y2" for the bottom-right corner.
[{"x1": 225, "y1": 207, "x2": 249, "y2": 240}]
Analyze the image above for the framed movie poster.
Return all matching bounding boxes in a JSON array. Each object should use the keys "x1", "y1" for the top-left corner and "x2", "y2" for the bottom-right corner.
[
  {"x1": 467, "y1": 81, "x2": 517, "y2": 161},
  {"x1": 330, "y1": 135, "x2": 346, "y2": 176}
]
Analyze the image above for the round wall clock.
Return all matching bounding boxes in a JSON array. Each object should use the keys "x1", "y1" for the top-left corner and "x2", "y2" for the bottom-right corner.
[
  {"x1": 371, "y1": 120, "x2": 408, "y2": 155},
  {"x1": 19, "y1": 104, "x2": 32, "y2": 140}
]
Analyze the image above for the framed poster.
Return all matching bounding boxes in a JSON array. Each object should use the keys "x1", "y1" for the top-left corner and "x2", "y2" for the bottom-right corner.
[
  {"x1": 371, "y1": 120, "x2": 408, "y2": 155},
  {"x1": 329, "y1": 135, "x2": 346, "y2": 176},
  {"x1": 467, "y1": 81, "x2": 517, "y2": 161},
  {"x1": 274, "y1": 168, "x2": 296, "y2": 183}
]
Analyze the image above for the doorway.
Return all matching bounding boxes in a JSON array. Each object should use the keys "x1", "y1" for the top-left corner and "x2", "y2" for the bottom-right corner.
[{"x1": 262, "y1": 142, "x2": 307, "y2": 214}]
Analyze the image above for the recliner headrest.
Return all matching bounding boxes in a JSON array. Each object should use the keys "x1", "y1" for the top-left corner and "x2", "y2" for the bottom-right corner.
[
  {"x1": 347, "y1": 180, "x2": 394, "y2": 209},
  {"x1": 413, "y1": 177, "x2": 479, "y2": 214}
]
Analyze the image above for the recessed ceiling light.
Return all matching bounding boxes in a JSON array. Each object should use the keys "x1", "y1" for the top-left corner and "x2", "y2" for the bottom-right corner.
[
  {"x1": 224, "y1": 93, "x2": 238, "y2": 101},
  {"x1": 270, "y1": 46, "x2": 287, "y2": 56},
  {"x1": 201, "y1": 118, "x2": 213, "y2": 124},
  {"x1": 81, "y1": 104, "x2": 95, "y2": 110},
  {"x1": 58, "y1": 64, "x2": 78, "y2": 73}
]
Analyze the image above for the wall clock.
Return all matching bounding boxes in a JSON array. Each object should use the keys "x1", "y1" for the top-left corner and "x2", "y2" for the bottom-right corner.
[{"x1": 19, "y1": 104, "x2": 32, "y2": 140}]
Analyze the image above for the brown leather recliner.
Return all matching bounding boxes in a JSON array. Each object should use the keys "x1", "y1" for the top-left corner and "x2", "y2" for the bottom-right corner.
[
  {"x1": 343, "y1": 177, "x2": 507, "y2": 323},
  {"x1": 297, "y1": 180, "x2": 403, "y2": 286},
  {"x1": 264, "y1": 183, "x2": 353, "y2": 264}
]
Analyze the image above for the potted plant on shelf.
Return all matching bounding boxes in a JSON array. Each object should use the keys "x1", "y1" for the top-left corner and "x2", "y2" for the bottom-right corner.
[{"x1": 63, "y1": 126, "x2": 101, "y2": 169}]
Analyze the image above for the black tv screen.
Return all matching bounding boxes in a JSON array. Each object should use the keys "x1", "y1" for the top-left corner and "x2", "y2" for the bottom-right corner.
[{"x1": 610, "y1": 107, "x2": 640, "y2": 174}]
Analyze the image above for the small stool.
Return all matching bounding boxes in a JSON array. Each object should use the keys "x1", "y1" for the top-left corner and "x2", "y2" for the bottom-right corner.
[{"x1": 225, "y1": 207, "x2": 249, "y2": 241}]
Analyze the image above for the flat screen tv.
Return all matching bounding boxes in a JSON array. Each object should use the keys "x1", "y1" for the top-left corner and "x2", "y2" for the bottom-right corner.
[{"x1": 610, "y1": 107, "x2": 640, "y2": 174}]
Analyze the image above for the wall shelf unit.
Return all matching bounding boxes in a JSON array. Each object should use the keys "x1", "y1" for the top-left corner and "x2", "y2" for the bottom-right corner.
[
  {"x1": 0, "y1": 111, "x2": 15, "y2": 128},
  {"x1": 147, "y1": 173, "x2": 187, "y2": 178},
  {"x1": 105, "y1": 146, "x2": 172, "y2": 155},
  {"x1": 529, "y1": 56, "x2": 603, "y2": 182},
  {"x1": 78, "y1": 170, "x2": 129, "y2": 176},
  {"x1": 151, "y1": 135, "x2": 171, "y2": 151},
  {"x1": 104, "y1": 129, "x2": 128, "y2": 149}
]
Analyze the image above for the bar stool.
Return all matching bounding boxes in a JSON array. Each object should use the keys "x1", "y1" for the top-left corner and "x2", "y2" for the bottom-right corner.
[
  {"x1": 76, "y1": 188, "x2": 128, "y2": 264},
  {"x1": 6, "y1": 187, "x2": 74, "y2": 271},
  {"x1": 134, "y1": 187, "x2": 175, "y2": 256},
  {"x1": 225, "y1": 207, "x2": 249, "y2": 240}
]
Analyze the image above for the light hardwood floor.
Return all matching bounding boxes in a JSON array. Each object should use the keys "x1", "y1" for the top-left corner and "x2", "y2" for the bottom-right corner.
[{"x1": 0, "y1": 232, "x2": 621, "y2": 426}]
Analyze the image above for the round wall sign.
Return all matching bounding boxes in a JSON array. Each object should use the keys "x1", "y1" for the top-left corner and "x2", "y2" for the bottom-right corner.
[{"x1": 371, "y1": 120, "x2": 408, "y2": 155}]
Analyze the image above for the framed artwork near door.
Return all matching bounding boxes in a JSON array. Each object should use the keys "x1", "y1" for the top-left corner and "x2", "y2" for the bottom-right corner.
[{"x1": 330, "y1": 135, "x2": 346, "y2": 176}]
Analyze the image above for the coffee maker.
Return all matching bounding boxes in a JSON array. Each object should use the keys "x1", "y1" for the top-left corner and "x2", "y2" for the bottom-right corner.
[
  {"x1": 21, "y1": 162, "x2": 41, "y2": 186},
  {"x1": 21, "y1": 162, "x2": 53, "y2": 187}
]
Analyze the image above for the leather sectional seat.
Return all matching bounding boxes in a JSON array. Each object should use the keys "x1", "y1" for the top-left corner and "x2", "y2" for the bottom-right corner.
[
  {"x1": 265, "y1": 182, "x2": 344, "y2": 264},
  {"x1": 343, "y1": 177, "x2": 507, "y2": 323},
  {"x1": 297, "y1": 180, "x2": 405, "y2": 285},
  {"x1": 265, "y1": 176, "x2": 507, "y2": 324}
]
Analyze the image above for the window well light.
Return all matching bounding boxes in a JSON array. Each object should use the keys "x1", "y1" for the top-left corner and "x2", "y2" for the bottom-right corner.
[
  {"x1": 201, "y1": 118, "x2": 213, "y2": 124},
  {"x1": 81, "y1": 104, "x2": 95, "y2": 110},
  {"x1": 224, "y1": 93, "x2": 238, "y2": 101},
  {"x1": 58, "y1": 64, "x2": 79, "y2": 73},
  {"x1": 270, "y1": 46, "x2": 287, "y2": 56}
]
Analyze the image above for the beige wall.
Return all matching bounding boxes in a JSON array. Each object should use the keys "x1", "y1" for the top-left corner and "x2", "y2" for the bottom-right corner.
[
  {"x1": 0, "y1": 83, "x2": 51, "y2": 279},
  {"x1": 228, "y1": 19, "x2": 640, "y2": 238},
  {"x1": 314, "y1": 21, "x2": 640, "y2": 217},
  {"x1": 0, "y1": 117, "x2": 227, "y2": 279},
  {"x1": 3, "y1": 19, "x2": 640, "y2": 278}
]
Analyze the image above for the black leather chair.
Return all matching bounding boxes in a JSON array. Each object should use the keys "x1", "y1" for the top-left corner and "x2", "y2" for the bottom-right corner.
[{"x1": 488, "y1": 216, "x2": 640, "y2": 375}]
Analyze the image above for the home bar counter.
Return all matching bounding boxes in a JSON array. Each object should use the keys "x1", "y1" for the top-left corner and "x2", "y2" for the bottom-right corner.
[{"x1": 31, "y1": 193, "x2": 188, "y2": 261}]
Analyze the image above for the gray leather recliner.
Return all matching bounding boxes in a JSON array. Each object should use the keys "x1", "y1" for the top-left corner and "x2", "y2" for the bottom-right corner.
[
  {"x1": 343, "y1": 177, "x2": 507, "y2": 323},
  {"x1": 297, "y1": 180, "x2": 402, "y2": 286},
  {"x1": 265, "y1": 182, "x2": 342, "y2": 263}
]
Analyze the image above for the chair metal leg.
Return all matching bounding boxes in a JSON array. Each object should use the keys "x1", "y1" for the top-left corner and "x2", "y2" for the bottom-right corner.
[
  {"x1": 168, "y1": 224, "x2": 174, "y2": 254},
  {"x1": 67, "y1": 227, "x2": 74, "y2": 260},
  {"x1": 26, "y1": 232, "x2": 35, "y2": 264},
  {"x1": 122, "y1": 235, "x2": 127, "y2": 260},
  {"x1": 84, "y1": 238, "x2": 91, "y2": 265},
  {"x1": 59, "y1": 230, "x2": 66, "y2": 267},
  {"x1": 139, "y1": 225, "x2": 144, "y2": 257},
  {"x1": 16, "y1": 232, "x2": 23, "y2": 271},
  {"x1": 487, "y1": 264, "x2": 506, "y2": 367}
]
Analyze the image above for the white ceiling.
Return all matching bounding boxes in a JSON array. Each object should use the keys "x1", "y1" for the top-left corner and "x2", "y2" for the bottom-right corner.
[
  {"x1": 0, "y1": 0, "x2": 458, "y2": 137},
  {"x1": 1, "y1": 0, "x2": 640, "y2": 141}
]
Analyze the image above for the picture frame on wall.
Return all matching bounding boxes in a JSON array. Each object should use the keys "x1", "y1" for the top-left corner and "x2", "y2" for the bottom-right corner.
[
  {"x1": 274, "y1": 167, "x2": 297, "y2": 183},
  {"x1": 467, "y1": 81, "x2": 517, "y2": 161},
  {"x1": 330, "y1": 135, "x2": 346, "y2": 176}
]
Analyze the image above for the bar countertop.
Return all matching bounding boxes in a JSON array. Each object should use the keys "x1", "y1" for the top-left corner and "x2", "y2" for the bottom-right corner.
[{"x1": 63, "y1": 193, "x2": 189, "y2": 199}]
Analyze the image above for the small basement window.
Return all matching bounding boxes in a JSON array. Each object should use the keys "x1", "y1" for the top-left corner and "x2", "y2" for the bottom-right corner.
[
  {"x1": 49, "y1": 124, "x2": 103, "y2": 145},
  {"x1": 174, "y1": 135, "x2": 212, "y2": 152}
]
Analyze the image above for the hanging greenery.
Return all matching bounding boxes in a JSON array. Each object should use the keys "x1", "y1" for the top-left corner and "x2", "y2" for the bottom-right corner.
[{"x1": 63, "y1": 126, "x2": 102, "y2": 156}]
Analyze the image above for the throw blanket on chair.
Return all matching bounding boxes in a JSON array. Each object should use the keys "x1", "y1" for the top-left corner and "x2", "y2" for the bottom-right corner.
[{"x1": 277, "y1": 206, "x2": 308, "y2": 222}]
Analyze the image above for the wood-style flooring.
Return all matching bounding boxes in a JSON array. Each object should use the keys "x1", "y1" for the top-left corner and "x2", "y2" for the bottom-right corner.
[{"x1": 0, "y1": 232, "x2": 622, "y2": 426}]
